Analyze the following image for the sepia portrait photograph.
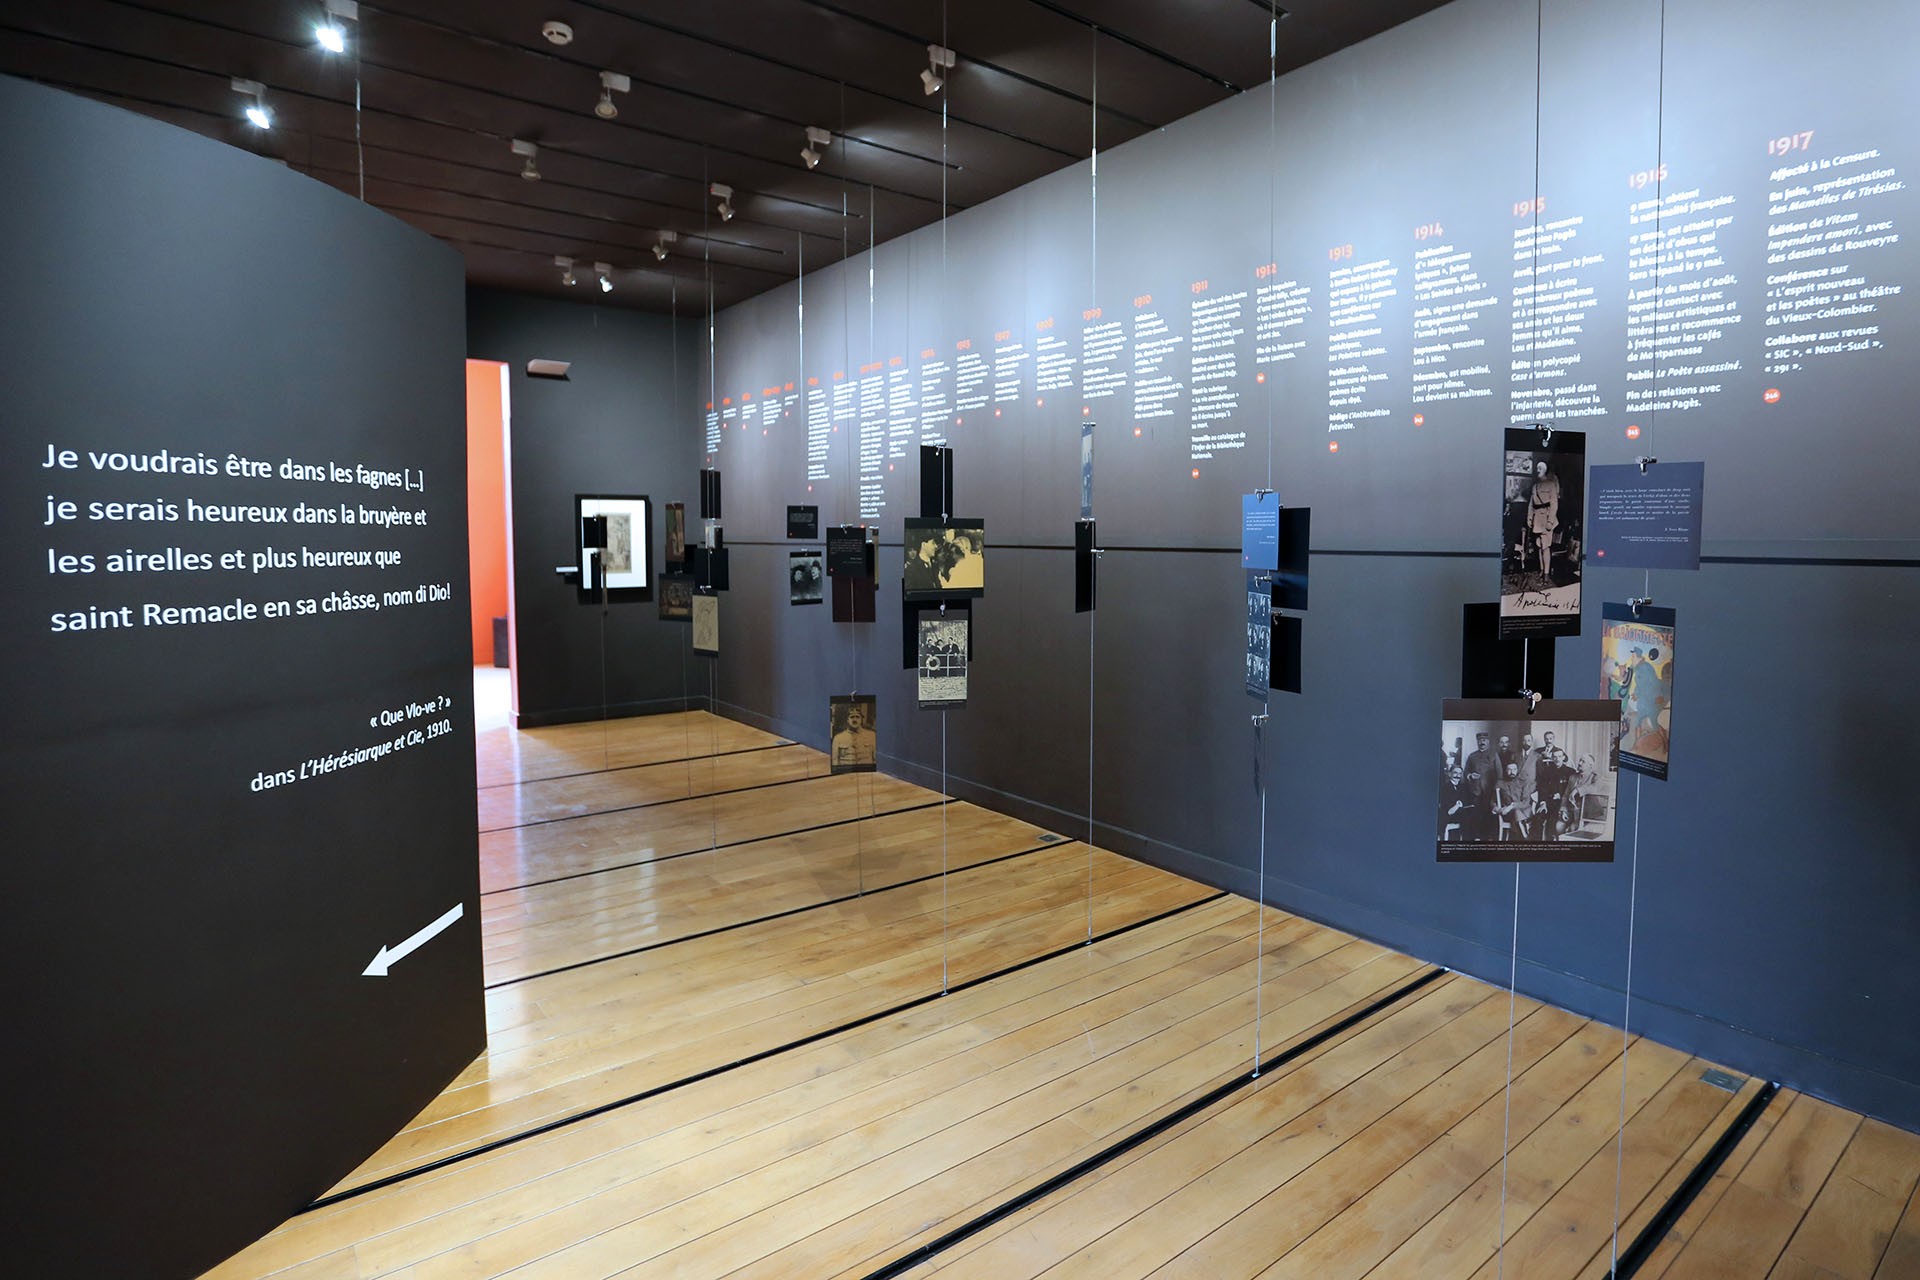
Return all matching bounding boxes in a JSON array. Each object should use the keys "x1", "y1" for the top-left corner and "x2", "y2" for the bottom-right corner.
[{"x1": 902, "y1": 518, "x2": 986, "y2": 601}]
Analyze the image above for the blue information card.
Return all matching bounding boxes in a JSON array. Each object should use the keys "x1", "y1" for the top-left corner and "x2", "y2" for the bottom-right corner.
[
  {"x1": 1241, "y1": 492, "x2": 1280, "y2": 571},
  {"x1": 1587, "y1": 462, "x2": 1705, "y2": 571}
]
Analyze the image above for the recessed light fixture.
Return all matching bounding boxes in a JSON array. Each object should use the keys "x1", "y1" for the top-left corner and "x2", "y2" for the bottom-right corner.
[
  {"x1": 800, "y1": 126, "x2": 831, "y2": 170},
  {"x1": 595, "y1": 261, "x2": 614, "y2": 293},
  {"x1": 232, "y1": 78, "x2": 271, "y2": 128},
  {"x1": 512, "y1": 138, "x2": 540, "y2": 181},
  {"x1": 710, "y1": 183, "x2": 735, "y2": 222},
  {"x1": 555, "y1": 255, "x2": 576, "y2": 286},
  {"x1": 316, "y1": 0, "x2": 357, "y2": 52},
  {"x1": 652, "y1": 230, "x2": 677, "y2": 261},
  {"x1": 921, "y1": 44, "x2": 956, "y2": 95},
  {"x1": 596, "y1": 70, "x2": 630, "y2": 120}
]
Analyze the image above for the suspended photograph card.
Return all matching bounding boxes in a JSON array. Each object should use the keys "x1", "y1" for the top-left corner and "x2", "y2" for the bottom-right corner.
[
  {"x1": 786, "y1": 504, "x2": 820, "y2": 540},
  {"x1": 902, "y1": 518, "x2": 985, "y2": 601},
  {"x1": 828, "y1": 694, "x2": 877, "y2": 773},
  {"x1": 1245, "y1": 574, "x2": 1271, "y2": 699},
  {"x1": 1276, "y1": 506, "x2": 1311, "y2": 612},
  {"x1": 1588, "y1": 462, "x2": 1705, "y2": 570},
  {"x1": 1270, "y1": 613, "x2": 1303, "y2": 695},
  {"x1": 1499, "y1": 428, "x2": 1585, "y2": 637},
  {"x1": 575, "y1": 494, "x2": 652, "y2": 602},
  {"x1": 826, "y1": 525, "x2": 871, "y2": 579},
  {"x1": 664, "y1": 502, "x2": 688, "y2": 569},
  {"x1": 1601, "y1": 602, "x2": 1676, "y2": 780},
  {"x1": 789, "y1": 550, "x2": 824, "y2": 605},
  {"x1": 691, "y1": 592, "x2": 719, "y2": 655},
  {"x1": 1437, "y1": 698, "x2": 1619, "y2": 862},
  {"x1": 657, "y1": 573, "x2": 693, "y2": 622},
  {"x1": 1460, "y1": 602, "x2": 1556, "y2": 699},
  {"x1": 1241, "y1": 492, "x2": 1280, "y2": 572},
  {"x1": 1079, "y1": 421, "x2": 1094, "y2": 520},
  {"x1": 917, "y1": 614, "x2": 969, "y2": 708}
]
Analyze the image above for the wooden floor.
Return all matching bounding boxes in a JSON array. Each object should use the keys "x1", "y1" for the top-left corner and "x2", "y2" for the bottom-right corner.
[{"x1": 204, "y1": 705, "x2": 1920, "y2": 1279}]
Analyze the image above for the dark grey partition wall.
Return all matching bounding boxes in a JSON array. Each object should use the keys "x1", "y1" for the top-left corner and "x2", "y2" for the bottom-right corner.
[
  {"x1": 467, "y1": 288, "x2": 703, "y2": 727},
  {"x1": 700, "y1": 0, "x2": 1920, "y2": 1129},
  {"x1": 0, "y1": 80, "x2": 483, "y2": 1276}
]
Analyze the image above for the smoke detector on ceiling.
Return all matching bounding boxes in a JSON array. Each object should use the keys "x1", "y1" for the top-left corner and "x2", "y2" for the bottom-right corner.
[{"x1": 542, "y1": 21, "x2": 573, "y2": 46}]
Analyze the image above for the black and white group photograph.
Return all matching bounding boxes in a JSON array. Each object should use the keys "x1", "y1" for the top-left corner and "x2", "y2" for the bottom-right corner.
[
  {"x1": 1498, "y1": 428, "x2": 1585, "y2": 637},
  {"x1": 1245, "y1": 580, "x2": 1271, "y2": 698},
  {"x1": 917, "y1": 615, "x2": 969, "y2": 708},
  {"x1": 1436, "y1": 698, "x2": 1619, "y2": 861}
]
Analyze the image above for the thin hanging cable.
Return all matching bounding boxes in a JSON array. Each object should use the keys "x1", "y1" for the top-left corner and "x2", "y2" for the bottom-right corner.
[
  {"x1": 1611, "y1": 2, "x2": 1666, "y2": 1261},
  {"x1": 1499, "y1": 8, "x2": 1547, "y2": 1274},
  {"x1": 674, "y1": 276, "x2": 696, "y2": 795},
  {"x1": 1498, "y1": 862, "x2": 1522, "y2": 1279},
  {"x1": 1086, "y1": 23, "x2": 1098, "y2": 943},
  {"x1": 1251, "y1": 1, "x2": 1281, "y2": 1079},
  {"x1": 941, "y1": 705, "x2": 951, "y2": 994},
  {"x1": 353, "y1": 51, "x2": 365, "y2": 202},
  {"x1": 939, "y1": 0, "x2": 953, "y2": 995}
]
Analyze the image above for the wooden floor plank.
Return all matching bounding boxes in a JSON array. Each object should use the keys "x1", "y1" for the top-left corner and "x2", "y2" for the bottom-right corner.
[
  {"x1": 197, "y1": 707, "x2": 1920, "y2": 1280},
  {"x1": 1771, "y1": 1119, "x2": 1920, "y2": 1279},
  {"x1": 1655, "y1": 1093, "x2": 1862, "y2": 1279},
  {"x1": 475, "y1": 710, "x2": 784, "y2": 789},
  {"x1": 479, "y1": 770, "x2": 934, "y2": 893}
]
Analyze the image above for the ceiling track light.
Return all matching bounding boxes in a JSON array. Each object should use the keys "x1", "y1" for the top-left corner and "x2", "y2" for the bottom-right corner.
[
  {"x1": 652, "y1": 230, "x2": 678, "y2": 262},
  {"x1": 555, "y1": 255, "x2": 576, "y2": 287},
  {"x1": 800, "y1": 125, "x2": 831, "y2": 170},
  {"x1": 595, "y1": 70, "x2": 630, "y2": 120},
  {"x1": 512, "y1": 138, "x2": 540, "y2": 181},
  {"x1": 595, "y1": 261, "x2": 614, "y2": 293},
  {"x1": 316, "y1": 0, "x2": 357, "y2": 53},
  {"x1": 232, "y1": 77, "x2": 271, "y2": 129},
  {"x1": 710, "y1": 182, "x2": 735, "y2": 222},
  {"x1": 921, "y1": 44, "x2": 956, "y2": 96}
]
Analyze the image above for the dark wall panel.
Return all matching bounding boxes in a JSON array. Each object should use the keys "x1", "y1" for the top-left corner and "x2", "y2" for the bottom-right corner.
[
  {"x1": 0, "y1": 77, "x2": 482, "y2": 1277},
  {"x1": 466, "y1": 288, "x2": 704, "y2": 726},
  {"x1": 699, "y1": 0, "x2": 1920, "y2": 1130}
]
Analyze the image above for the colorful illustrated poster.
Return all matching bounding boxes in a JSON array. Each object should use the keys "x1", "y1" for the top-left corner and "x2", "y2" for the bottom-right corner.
[
  {"x1": 829, "y1": 694, "x2": 877, "y2": 773},
  {"x1": 1499, "y1": 428, "x2": 1585, "y2": 637},
  {"x1": 917, "y1": 614, "x2": 968, "y2": 708},
  {"x1": 1437, "y1": 698, "x2": 1619, "y2": 862},
  {"x1": 1601, "y1": 602, "x2": 1676, "y2": 780}
]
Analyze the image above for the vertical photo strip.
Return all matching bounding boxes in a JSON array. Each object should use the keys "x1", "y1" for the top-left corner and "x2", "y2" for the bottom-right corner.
[
  {"x1": 1601, "y1": 602, "x2": 1676, "y2": 780},
  {"x1": 917, "y1": 614, "x2": 969, "y2": 708},
  {"x1": 829, "y1": 694, "x2": 877, "y2": 773},
  {"x1": 1437, "y1": 698, "x2": 1619, "y2": 862},
  {"x1": 1499, "y1": 427, "x2": 1585, "y2": 637}
]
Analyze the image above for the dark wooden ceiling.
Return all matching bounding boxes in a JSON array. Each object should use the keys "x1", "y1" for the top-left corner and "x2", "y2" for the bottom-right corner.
[{"x1": 0, "y1": 0, "x2": 1450, "y2": 312}]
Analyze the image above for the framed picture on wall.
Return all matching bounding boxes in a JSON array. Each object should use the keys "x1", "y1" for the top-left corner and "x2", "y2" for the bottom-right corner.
[{"x1": 574, "y1": 493, "x2": 652, "y2": 603}]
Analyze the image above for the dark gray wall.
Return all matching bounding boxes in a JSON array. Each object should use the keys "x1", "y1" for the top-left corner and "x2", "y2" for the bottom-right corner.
[
  {"x1": 700, "y1": 0, "x2": 1920, "y2": 1130},
  {"x1": 0, "y1": 78, "x2": 483, "y2": 1277},
  {"x1": 467, "y1": 288, "x2": 705, "y2": 726}
]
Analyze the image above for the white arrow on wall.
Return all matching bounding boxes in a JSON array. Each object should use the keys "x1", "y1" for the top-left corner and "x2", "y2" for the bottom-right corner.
[{"x1": 362, "y1": 902, "x2": 464, "y2": 977}]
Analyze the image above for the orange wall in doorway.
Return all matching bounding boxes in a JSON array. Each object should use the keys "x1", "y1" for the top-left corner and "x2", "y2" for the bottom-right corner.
[{"x1": 466, "y1": 360, "x2": 509, "y2": 665}]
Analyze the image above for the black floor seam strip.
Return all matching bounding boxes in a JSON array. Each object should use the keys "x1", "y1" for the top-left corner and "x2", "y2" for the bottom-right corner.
[
  {"x1": 480, "y1": 763, "x2": 884, "y2": 835},
  {"x1": 481, "y1": 798, "x2": 948, "y2": 896},
  {"x1": 857, "y1": 966, "x2": 1450, "y2": 1280},
  {"x1": 300, "y1": 890, "x2": 1230, "y2": 1213},
  {"x1": 485, "y1": 833, "x2": 1066, "y2": 987},
  {"x1": 478, "y1": 739, "x2": 794, "y2": 793},
  {"x1": 1608, "y1": 1079, "x2": 1782, "y2": 1279}
]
